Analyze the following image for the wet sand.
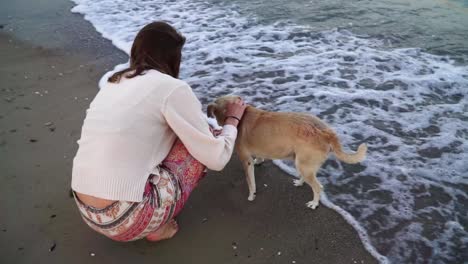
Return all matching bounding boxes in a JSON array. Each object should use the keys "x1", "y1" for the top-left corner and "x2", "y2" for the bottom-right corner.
[{"x1": 0, "y1": 1, "x2": 377, "y2": 263}]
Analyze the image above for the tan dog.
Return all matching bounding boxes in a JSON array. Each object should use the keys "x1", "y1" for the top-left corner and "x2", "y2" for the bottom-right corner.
[{"x1": 208, "y1": 95, "x2": 367, "y2": 209}]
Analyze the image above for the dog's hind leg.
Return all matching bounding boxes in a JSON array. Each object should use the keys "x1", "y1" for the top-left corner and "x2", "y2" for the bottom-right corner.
[
  {"x1": 293, "y1": 158, "x2": 305, "y2": 187},
  {"x1": 293, "y1": 177, "x2": 305, "y2": 187},
  {"x1": 239, "y1": 151, "x2": 257, "y2": 201},
  {"x1": 296, "y1": 155, "x2": 325, "y2": 209},
  {"x1": 304, "y1": 173, "x2": 322, "y2": 210}
]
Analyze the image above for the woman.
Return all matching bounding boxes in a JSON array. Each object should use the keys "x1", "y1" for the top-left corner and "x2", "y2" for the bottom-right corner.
[{"x1": 71, "y1": 21, "x2": 246, "y2": 242}]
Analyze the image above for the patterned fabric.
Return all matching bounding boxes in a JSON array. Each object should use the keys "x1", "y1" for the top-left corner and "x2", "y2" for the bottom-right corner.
[
  {"x1": 163, "y1": 139, "x2": 207, "y2": 217},
  {"x1": 73, "y1": 139, "x2": 207, "y2": 242}
]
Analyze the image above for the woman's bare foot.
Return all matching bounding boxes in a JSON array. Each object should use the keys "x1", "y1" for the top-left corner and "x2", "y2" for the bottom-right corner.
[{"x1": 146, "y1": 219, "x2": 179, "y2": 242}]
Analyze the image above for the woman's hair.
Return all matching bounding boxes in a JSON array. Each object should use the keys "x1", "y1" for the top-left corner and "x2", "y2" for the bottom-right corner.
[{"x1": 108, "y1": 21, "x2": 186, "y2": 83}]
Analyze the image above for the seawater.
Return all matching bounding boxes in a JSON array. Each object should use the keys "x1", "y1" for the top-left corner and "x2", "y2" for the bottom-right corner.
[{"x1": 70, "y1": 0, "x2": 468, "y2": 263}]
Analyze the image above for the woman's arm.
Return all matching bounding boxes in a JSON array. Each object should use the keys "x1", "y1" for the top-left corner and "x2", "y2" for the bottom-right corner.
[{"x1": 162, "y1": 84, "x2": 240, "y2": 171}]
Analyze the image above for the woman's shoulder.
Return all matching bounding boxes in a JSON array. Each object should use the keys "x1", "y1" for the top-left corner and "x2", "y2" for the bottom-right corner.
[{"x1": 145, "y1": 69, "x2": 189, "y2": 88}]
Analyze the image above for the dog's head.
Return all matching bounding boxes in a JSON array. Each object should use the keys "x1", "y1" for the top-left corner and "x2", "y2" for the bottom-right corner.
[{"x1": 207, "y1": 95, "x2": 242, "y2": 126}]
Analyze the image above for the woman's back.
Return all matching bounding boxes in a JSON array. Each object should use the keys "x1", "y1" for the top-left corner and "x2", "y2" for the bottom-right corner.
[{"x1": 72, "y1": 70, "x2": 186, "y2": 202}]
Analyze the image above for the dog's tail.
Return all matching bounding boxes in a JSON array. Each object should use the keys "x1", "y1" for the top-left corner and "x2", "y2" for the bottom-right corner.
[{"x1": 326, "y1": 131, "x2": 367, "y2": 164}]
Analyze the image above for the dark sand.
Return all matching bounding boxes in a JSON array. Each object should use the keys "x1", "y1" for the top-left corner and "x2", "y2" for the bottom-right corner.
[{"x1": 0, "y1": 1, "x2": 377, "y2": 263}]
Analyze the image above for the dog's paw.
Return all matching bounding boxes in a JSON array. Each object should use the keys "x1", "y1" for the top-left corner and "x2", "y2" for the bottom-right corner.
[
  {"x1": 247, "y1": 194, "x2": 256, "y2": 201},
  {"x1": 293, "y1": 179, "x2": 304, "y2": 187},
  {"x1": 306, "y1": 201, "x2": 319, "y2": 210},
  {"x1": 253, "y1": 158, "x2": 265, "y2": 166}
]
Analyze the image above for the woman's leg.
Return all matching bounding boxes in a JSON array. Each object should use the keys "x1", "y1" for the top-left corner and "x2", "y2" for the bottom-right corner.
[
  {"x1": 161, "y1": 138, "x2": 207, "y2": 217},
  {"x1": 77, "y1": 137, "x2": 207, "y2": 243},
  {"x1": 144, "y1": 138, "x2": 207, "y2": 241},
  {"x1": 145, "y1": 219, "x2": 179, "y2": 242}
]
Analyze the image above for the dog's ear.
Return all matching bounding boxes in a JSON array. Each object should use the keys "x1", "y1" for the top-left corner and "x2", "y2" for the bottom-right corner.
[{"x1": 207, "y1": 103, "x2": 217, "y2": 118}]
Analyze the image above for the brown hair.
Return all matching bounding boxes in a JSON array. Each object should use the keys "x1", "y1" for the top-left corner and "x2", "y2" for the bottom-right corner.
[{"x1": 108, "y1": 21, "x2": 186, "y2": 83}]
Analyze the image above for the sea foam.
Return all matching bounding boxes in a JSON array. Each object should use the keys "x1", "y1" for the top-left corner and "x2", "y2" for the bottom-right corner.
[{"x1": 71, "y1": 0, "x2": 468, "y2": 263}]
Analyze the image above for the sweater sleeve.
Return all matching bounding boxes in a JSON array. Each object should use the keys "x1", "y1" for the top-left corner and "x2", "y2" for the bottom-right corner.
[{"x1": 162, "y1": 84, "x2": 237, "y2": 171}]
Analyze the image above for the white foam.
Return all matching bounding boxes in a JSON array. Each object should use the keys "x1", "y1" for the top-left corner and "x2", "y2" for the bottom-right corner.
[
  {"x1": 70, "y1": 0, "x2": 468, "y2": 263},
  {"x1": 319, "y1": 192, "x2": 390, "y2": 264}
]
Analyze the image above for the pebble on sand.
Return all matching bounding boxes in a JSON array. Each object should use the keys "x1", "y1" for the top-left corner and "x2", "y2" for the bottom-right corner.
[
  {"x1": 49, "y1": 242, "x2": 56, "y2": 252},
  {"x1": 44, "y1": 122, "x2": 56, "y2": 132}
]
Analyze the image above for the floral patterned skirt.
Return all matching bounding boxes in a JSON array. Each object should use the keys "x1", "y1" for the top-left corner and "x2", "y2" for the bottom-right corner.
[{"x1": 73, "y1": 139, "x2": 206, "y2": 241}]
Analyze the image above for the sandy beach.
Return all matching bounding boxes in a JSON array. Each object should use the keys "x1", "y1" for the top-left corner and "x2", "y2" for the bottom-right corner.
[{"x1": 0, "y1": 0, "x2": 378, "y2": 263}]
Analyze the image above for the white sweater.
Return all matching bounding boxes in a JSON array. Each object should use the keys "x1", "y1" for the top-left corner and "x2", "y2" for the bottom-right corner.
[{"x1": 71, "y1": 70, "x2": 237, "y2": 202}]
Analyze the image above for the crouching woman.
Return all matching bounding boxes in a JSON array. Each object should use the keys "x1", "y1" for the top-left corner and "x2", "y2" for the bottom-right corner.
[{"x1": 71, "y1": 21, "x2": 246, "y2": 242}]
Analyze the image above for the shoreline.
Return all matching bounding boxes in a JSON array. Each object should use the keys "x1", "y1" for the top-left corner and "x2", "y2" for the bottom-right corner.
[{"x1": 0, "y1": 0, "x2": 377, "y2": 263}]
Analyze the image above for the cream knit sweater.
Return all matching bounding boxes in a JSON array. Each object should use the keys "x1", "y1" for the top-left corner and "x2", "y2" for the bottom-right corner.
[{"x1": 71, "y1": 70, "x2": 237, "y2": 202}]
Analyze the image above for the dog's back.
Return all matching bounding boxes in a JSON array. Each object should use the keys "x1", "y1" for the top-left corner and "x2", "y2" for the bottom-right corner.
[{"x1": 237, "y1": 106, "x2": 366, "y2": 163}]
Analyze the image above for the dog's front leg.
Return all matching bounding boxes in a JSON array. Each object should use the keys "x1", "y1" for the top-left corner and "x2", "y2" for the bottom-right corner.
[
  {"x1": 239, "y1": 152, "x2": 256, "y2": 201},
  {"x1": 244, "y1": 157, "x2": 256, "y2": 201}
]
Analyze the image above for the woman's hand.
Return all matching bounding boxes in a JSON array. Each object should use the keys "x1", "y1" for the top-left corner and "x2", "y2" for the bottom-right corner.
[
  {"x1": 209, "y1": 126, "x2": 223, "y2": 137},
  {"x1": 225, "y1": 97, "x2": 247, "y2": 127}
]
